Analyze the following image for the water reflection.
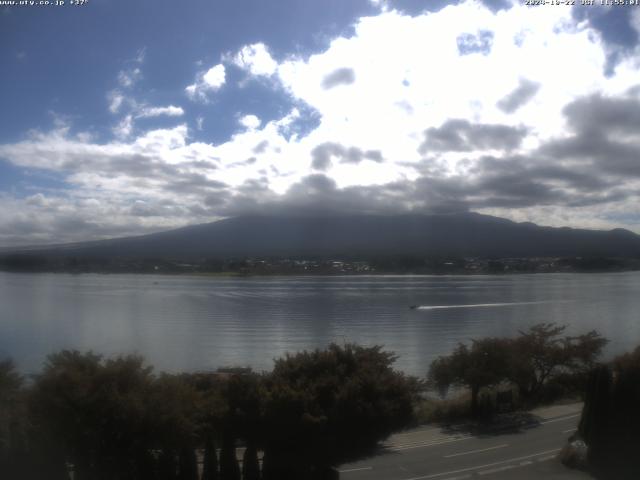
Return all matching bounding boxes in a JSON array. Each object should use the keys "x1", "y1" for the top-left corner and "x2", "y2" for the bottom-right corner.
[{"x1": 1, "y1": 272, "x2": 639, "y2": 375}]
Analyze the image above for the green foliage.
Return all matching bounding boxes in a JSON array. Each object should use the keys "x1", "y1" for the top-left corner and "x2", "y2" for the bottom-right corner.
[
  {"x1": 578, "y1": 365, "x2": 611, "y2": 451},
  {"x1": 428, "y1": 337, "x2": 511, "y2": 416},
  {"x1": 0, "y1": 359, "x2": 22, "y2": 398},
  {"x1": 219, "y1": 432, "x2": 241, "y2": 480},
  {"x1": 3, "y1": 343, "x2": 419, "y2": 479},
  {"x1": 0, "y1": 359, "x2": 29, "y2": 478},
  {"x1": 428, "y1": 324, "x2": 608, "y2": 416},
  {"x1": 414, "y1": 392, "x2": 473, "y2": 424},
  {"x1": 178, "y1": 447, "x2": 198, "y2": 480},
  {"x1": 262, "y1": 343, "x2": 419, "y2": 472},
  {"x1": 220, "y1": 372, "x2": 263, "y2": 444},
  {"x1": 578, "y1": 347, "x2": 640, "y2": 478},
  {"x1": 242, "y1": 444, "x2": 260, "y2": 480},
  {"x1": 201, "y1": 436, "x2": 219, "y2": 480},
  {"x1": 157, "y1": 449, "x2": 178, "y2": 480},
  {"x1": 147, "y1": 373, "x2": 202, "y2": 450},
  {"x1": 29, "y1": 351, "x2": 159, "y2": 478},
  {"x1": 509, "y1": 324, "x2": 607, "y2": 400}
]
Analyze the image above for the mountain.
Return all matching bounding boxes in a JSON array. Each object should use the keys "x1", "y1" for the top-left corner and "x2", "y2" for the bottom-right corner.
[{"x1": 7, "y1": 212, "x2": 640, "y2": 259}]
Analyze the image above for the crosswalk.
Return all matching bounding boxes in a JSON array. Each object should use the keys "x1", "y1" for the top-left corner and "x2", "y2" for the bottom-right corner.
[{"x1": 384, "y1": 428, "x2": 474, "y2": 451}]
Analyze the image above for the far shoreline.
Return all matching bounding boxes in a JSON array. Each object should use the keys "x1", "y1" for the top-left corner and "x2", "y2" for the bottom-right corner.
[{"x1": 2, "y1": 266, "x2": 640, "y2": 277}]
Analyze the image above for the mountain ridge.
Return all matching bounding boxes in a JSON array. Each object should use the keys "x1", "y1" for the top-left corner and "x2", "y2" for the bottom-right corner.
[{"x1": 5, "y1": 212, "x2": 640, "y2": 260}]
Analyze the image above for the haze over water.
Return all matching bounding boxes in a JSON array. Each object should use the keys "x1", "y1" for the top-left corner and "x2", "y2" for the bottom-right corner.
[{"x1": 2, "y1": 271, "x2": 639, "y2": 376}]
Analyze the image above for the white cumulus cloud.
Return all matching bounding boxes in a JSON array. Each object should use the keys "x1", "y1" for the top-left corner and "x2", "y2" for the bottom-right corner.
[
  {"x1": 232, "y1": 43, "x2": 278, "y2": 77},
  {"x1": 137, "y1": 105, "x2": 185, "y2": 118},
  {"x1": 239, "y1": 114, "x2": 261, "y2": 129},
  {"x1": 185, "y1": 63, "x2": 226, "y2": 101}
]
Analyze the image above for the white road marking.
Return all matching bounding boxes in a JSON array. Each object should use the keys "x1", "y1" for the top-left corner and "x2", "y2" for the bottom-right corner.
[
  {"x1": 562, "y1": 428, "x2": 577, "y2": 433},
  {"x1": 389, "y1": 434, "x2": 472, "y2": 447},
  {"x1": 390, "y1": 435, "x2": 473, "y2": 451},
  {"x1": 479, "y1": 464, "x2": 516, "y2": 475},
  {"x1": 392, "y1": 428, "x2": 441, "y2": 438},
  {"x1": 441, "y1": 475, "x2": 471, "y2": 480},
  {"x1": 401, "y1": 448, "x2": 561, "y2": 480},
  {"x1": 444, "y1": 444, "x2": 508, "y2": 458},
  {"x1": 536, "y1": 455, "x2": 557, "y2": 462},
  {"x1": 339, "y1": 466, "x2": 373, "y2": 473},
  {"x1": 389, "y1": 431, "x2": 473, "y2": 444}
]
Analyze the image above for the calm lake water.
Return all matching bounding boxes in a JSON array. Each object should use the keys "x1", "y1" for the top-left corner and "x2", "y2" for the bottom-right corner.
[{"x1": 1, "y1": 272, "x2": 640, "y2": 376}]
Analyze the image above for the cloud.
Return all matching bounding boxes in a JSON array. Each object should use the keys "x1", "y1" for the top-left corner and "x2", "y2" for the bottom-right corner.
[
  {"x1": 480, "y1": 0, "x2": 513, "y2": 12},
  {"x1": 107, "y1": 53, "x2": 187, "y2": 132},
  {"x1": 232, "y1": 43, "x2": 278, "y2": 77},
  {"x1": 539, "y1": 94, "x2": 640, "y2": 179},
  {"x1": 572, "y1": 5, "x2": 639, "y2": 74},
  {"x1": 252, "y1": 140, "x2": 269, "y2": 154},
  {"x1": 457, "y1": 30, "x2": 494, "y2": 55},
  {"x1": 376, "y1": 0, "x2": 514, "y2": 16},
  {"x1": 115, "y1": 49, "x2": 146, "y2": 91},
  {"x1": 463, "y1": 155, "x2": 617, "y2": 209},
  {"x1": 107, "y1": 90, "x2": 125, "y2": 114},
  {"x1": 419, "y1": 119, "x2": 526, "y2": 153},
  {"x1": 497, "y1": 78, "x2": 541, "y2": 113},
  {"x1": 561, "y1": 93, "x2": 640, "y2": 135},
  {"x1": 202, "y1": 64, "x2": 226, "y2": 88},
  {"x1": 321, "y1": 67, "x2": 356, "y2": 89},
  {"x1": 185, "y1": 64, "x2": 226, "y2": 101},
  {"x1": 113, "y1": 115, "x2": 134, "y2": 139},
  {"x1": 3, "y1": 1, "x2": 640, "y2": 245},
  {"x1": 118, "y1": 67, "x2": 142, "y2": 88},
  {"x1": 137, "y1": 105, "x2": 185, "y2": 118},
  {"x1": 311, "y1": 142, "x2": 384, "y2": 171},
  {"x1": 134, "y1": 47, "x2": 146, "y2": 64},
  {"x1": 239, "y1": 114, "x2": 261, "y2": 129}
]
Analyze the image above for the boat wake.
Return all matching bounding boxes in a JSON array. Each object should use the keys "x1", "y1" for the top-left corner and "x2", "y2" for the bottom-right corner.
[{"x1": 413, "y1": 301, "x2": 552, "y2": 311}]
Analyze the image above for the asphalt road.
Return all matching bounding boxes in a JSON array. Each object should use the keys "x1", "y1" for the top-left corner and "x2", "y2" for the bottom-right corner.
[{"x1": 338, "y1": 403, "x2": 590, "y2": 480}]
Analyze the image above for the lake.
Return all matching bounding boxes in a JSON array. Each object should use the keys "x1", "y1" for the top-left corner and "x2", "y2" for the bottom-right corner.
[{"x1": 1, "y1": 271, "x2": 639, "y2": 376}]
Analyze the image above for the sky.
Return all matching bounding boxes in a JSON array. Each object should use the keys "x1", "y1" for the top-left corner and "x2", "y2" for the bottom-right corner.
[{"x1": 1, "y1": 0, "x2": 640, "y2": 246}]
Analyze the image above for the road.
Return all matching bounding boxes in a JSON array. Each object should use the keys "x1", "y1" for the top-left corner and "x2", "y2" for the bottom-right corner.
[{"x1": 338, "y1": 403, "x2": 590, "y2": 480}]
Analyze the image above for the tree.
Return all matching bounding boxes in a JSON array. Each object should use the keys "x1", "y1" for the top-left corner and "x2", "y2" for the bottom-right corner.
[
  {"x1": 28, "y1": 351, "x2": 103, "y2": 479},
  {"x1": 0, "y1": 359, "x2": 30, "y2": 479},
  {"x1": 29, "y1": 351, "x2": 159, "y2": 479},
  {"x1": 148, "y1": 373, "x2": 203, "y2": 480},
  {"x1": 220, "y1": 373, "x2": 262, "y2": 480},
  {"x1": 201, "y1": 435, "x2": 219, "y2": 480},
  {"x1": 262, "y1": 343, "x2": 419, "y2": 478},
  {"x1": 577, "y1": 346, "x2": 640, "y2": 479},
  {"x1": 428, "y1": 324, "x2": 608, "y2": 415},
  {"x1": 178, "y1": 446, "x2": 198, "y2": 480},
  {"x1": 242, "y1": 444, "x2": 260, "y2": 480},
  {"x1": 219, "y1": 432, "x2": 241, "y2": 480},
  {"x1": 508, "y1": 324, "x2": 607, "y2": 400},
  {"x1": 578, "y1": 365, "x2": 611, "y2": 460},
  {"x1": 428, "y1": 337, "x2": 511, "y2": 416},
  {"x1": 157, "y1": 449, "x2": 178, "y2": 480}
]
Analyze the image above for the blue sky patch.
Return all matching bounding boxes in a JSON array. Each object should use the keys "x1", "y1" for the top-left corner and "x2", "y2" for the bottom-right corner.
[
  {"x1": 0, "y1": 160, "x2": 69, "y2": 197},
  {"x1": 457, "y1": 30, "x2": 494, "y2": 56}
]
